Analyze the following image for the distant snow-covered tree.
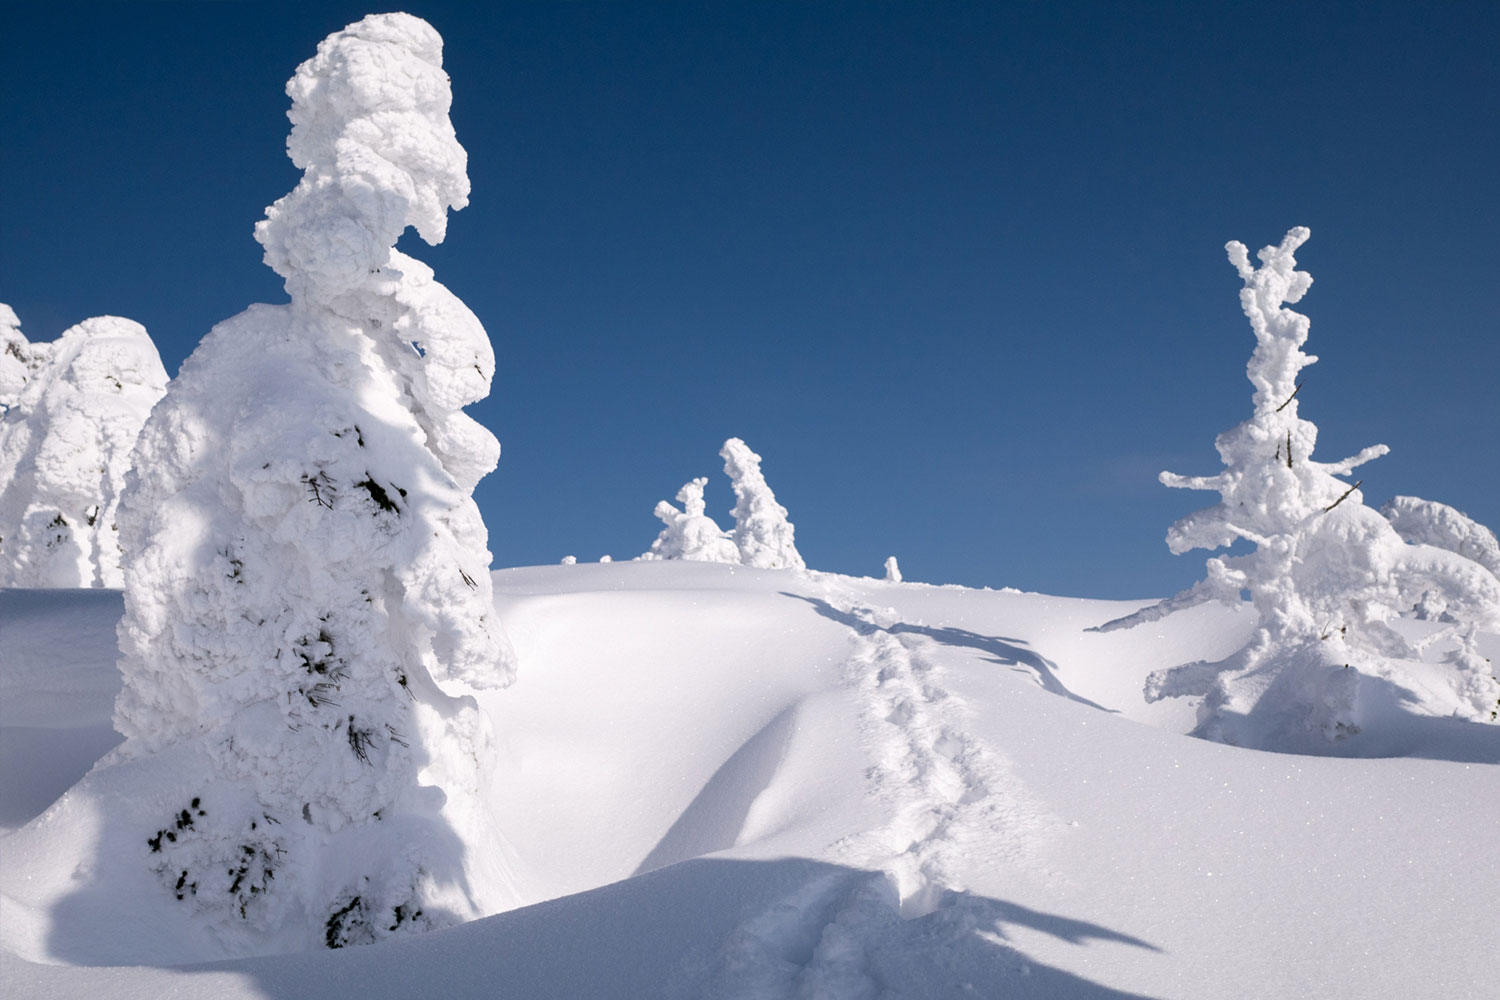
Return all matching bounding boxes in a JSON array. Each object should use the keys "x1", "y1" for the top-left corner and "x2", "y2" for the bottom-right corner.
[
  {"x1": 884, "y1": 556, "x2": 902, "y2": 583},
  {"x1": 642, "y1": 476, "x2": 739, "y2": 563},
  {"x1": 0, "y1": 306, "x2": 167, "y2": 587},
  {"x1": 1094, "y1": 228, "x2": 1500, "y2": 749},
  {"x1": 112, "y1": 14, "x2": 516, "y2": 951},
  {"x1": 721, "y1": 437, "x2": 805, "y2": 570}
]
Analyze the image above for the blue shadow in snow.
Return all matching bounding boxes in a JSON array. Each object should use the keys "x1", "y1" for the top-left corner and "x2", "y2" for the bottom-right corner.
[{"x1": 784, "y1": 593, "x2": 1117, "y2": 714}]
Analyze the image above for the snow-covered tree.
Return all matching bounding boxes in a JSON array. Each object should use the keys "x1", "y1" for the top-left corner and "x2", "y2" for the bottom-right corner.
[
  {"x1": 112, "y1": 14, "x2": 517, "y2": 951},
  {"x1": 1094, "y1": 228, "x2": 1500, "y2": 749},
  {"x1": 0, "y1": 306, "x2": 167, "y2": 587},
  {"x1": 884, "y1": 556, "x2": 902, "y2": 583},
  {"x1": 642, "y1": 476, "x2": 739, "y2": 563},
  {"x1": 721, "y1": 437, "x2": 805, "y2": 570}
]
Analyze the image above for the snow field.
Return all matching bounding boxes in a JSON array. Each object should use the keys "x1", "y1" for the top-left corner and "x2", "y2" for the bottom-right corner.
[{"x1": 2, "y1": 561, "x2": 1498, "y2": 998}]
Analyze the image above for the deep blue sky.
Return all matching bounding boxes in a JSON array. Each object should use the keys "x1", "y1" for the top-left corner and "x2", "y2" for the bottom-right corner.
[{"x1": 4, "y1": 2, "x2": 1496, "y2": 598}]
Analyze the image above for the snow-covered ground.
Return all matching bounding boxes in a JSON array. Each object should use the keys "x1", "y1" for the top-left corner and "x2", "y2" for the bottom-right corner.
[{"x1": 3, "y1": 561, "x2": 1496, "y2": 998}]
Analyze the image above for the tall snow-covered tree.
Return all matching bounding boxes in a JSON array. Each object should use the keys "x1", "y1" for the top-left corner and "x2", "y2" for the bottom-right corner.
[
  {"x1": 643, "y1": 476, "x2": 739, "y2": 563},
  {"x1": 1094, "y1": 228, "x2": 1500, "y2": 749},
  {"x1": 112, "y1": 14, "x2": 517, "y2": 951},
  {"x1": 0, "y1": 306, "x2": 167, "y2": 587},
  {"x1": 721, "y1": 437, "x2": 805, "y2": 570}
]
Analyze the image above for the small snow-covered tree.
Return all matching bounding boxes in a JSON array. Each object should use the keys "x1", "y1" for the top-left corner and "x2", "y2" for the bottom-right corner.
[
  {"x1": 643, "y1": 476, "x2": 739, "y2": 562},
  {"x1": 1095, "y1": 228, "x2": 1500, "y2": 749},
  {"x1": 0, "y1": 306, "x2": 167, "y2": 587},
  {"x1": 113, "y1": 14, "x2": 516, "y2": 951},
  {"x1": 721, "y1": 437, "x2": 805, "y2": 570}
]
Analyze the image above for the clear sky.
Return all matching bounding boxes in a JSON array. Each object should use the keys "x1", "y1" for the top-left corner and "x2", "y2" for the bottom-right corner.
[{"x1": 4, "y1": 1, "x2": 1496, "y2": 598}]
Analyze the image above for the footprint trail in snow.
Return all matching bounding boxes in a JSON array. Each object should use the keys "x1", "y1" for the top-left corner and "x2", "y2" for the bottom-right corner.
[{"x1": 704, "y1": 579, "x2": 1062, "y2": 998}]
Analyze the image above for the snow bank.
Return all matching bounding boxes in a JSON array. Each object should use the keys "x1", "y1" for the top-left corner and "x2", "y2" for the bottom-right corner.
[
  {"x1": 110, "y1": 13, "x2": 516, "y2": 954},
  {"x1": 0, "y1": 306, "x2": 167, "y2": 588}
]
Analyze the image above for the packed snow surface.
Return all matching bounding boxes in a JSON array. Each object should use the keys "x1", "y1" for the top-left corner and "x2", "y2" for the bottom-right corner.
[{"x1": 4, "y1": 561, "x2": 1497, "y2": 998}]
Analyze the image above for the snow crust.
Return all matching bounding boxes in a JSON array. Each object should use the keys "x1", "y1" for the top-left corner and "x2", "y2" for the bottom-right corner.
[
  {"x1": 0, "y1": 307, "x2": 167, "y2": 588},
  {"x1": 108, "y1": 13, "x2": 516, "y2": 953},
  {"x1": 1096, "y1": 228, "x2": 1500, "y2": 749}
]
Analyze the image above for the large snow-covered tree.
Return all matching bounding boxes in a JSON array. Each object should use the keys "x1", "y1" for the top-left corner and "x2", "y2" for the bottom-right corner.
[
  {"x1": 1095, "y1": 228, "x2": 1500, "y2": 749},
  {"x1": 112, "y1": 14, "x2": 517, "y2": 951},
  {"x1": 721, "y1": 437, "x2": 805, "y2": 570},
  {"x1": 0, "y1": 305, "x2": 167, "y2": 587}
]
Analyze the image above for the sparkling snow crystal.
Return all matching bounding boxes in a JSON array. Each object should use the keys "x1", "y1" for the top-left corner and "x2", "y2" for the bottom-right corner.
[
  {"x1": 1095, "y1": 228, "x2": 1500, "y2": 749},
  {"x1": 0, "y1": 305, "x2": 167, "y2": 587},
  {"x1": 112, "y1": 13, "x2": 518, "y2": 951}
]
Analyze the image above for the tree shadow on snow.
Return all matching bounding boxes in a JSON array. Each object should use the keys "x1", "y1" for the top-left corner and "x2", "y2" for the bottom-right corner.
[
  {"x1": 784, "y1": 593, "x2": 1117, "y2": 714},
  {"x1": 21, "y1": 857, "x2": 1168, "y2": 1000}
]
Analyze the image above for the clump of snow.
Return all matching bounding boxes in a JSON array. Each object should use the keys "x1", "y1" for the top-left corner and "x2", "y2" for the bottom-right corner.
[
  {"x1": 1382, "y1": 495, "x2": 1500, "y2": 580},
  {"x1": 560, "y1": 555, "x2": 577, "y2": 565},
  {"x1": 721, "y1": 437, "x2": 805, "y2": 570},
  {"x1": 1096, "y1": 228, "x2": 1500, "y2": 749},
  {"x1": 883, "y1": 556, "x2": 902, "y2": 582},
  {"x1": 643, "y1": 476, "x2": 739, "y2": 563},
  {"x1": 0, "y1": 305, "x2": 167, "y2": 587},
  {"x1": 111, "y1": 13, "x2": 516, "y2": 953}
]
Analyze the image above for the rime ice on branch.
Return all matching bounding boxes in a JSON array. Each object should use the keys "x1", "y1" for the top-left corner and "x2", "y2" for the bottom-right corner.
[
  {"x1": 0, "y1": 305, "x2": 167, "y2": 587},
  {"x1": 1094, "y1": 228, "x2": 1500, "y2": 749},
  {"x1": 721, "y1": 437, "x2": 805, "y2": 570},
  {"x1": 113, "y1": 14, "x2": 516, "y2": 951}
]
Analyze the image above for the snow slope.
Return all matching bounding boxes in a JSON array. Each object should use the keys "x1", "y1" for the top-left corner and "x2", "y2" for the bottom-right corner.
[{"x1": 2, "y1": 562, "x2": 1497, "y2": 998}]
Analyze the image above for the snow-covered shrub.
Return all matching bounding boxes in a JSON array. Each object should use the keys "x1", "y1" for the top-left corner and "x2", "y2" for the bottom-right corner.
[
  {"x1": 721, "y1": 437, "x2": 805, "y2": 570},
  {"x1": 112, "y1": 13, "x2": 517, "y2": 951},
  {"x1": 884, "y1": 556, "x2": 902, "y2": 583},
  {"x1": 1095, "y1": 228, "x2": 1500, "y2": 749},
  {"x1": 0, "y1": 306, "x2": 167, "y2": 587},
  {"x1": 643, "y1": 476, "x2": 739, "y2": 563},
  {"x1": 1381, "y1": 496, "x2": 1500, "y2": 580}
]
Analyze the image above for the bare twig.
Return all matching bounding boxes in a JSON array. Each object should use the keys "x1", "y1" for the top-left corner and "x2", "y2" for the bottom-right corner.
[
  {"x1": 1286, "y1": 431, "x2": 1293, "y2": 469},
  {"x1": 1324, "y1": 480, "x2": 1362, "y2": 512},
  {"x1": 1275, "y1": 380, "x2": 1303, "y2": 412}
]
